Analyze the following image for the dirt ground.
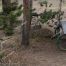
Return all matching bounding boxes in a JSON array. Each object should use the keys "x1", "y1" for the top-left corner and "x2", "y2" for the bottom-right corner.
[
  {"x1": 1, "y1": 0, "x2": 66, "y2": 66},
  {"x1": 13, "y1": 39, "x2": 66, "y2": 66},
  {"x1": 0, "y1": 28, "x2": 66, "y2": 66},
  {"x1": 2, "y1": 35, "x2": 66, "y2": 66}
]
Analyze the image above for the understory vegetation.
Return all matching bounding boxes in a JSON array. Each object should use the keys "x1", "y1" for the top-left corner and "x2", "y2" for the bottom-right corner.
[
  {"x1": 0, "y1": 2, "x2": 22, "y2": 35},
  {"x1": 0, "y1": 0, "x2": 66, "y2": 65}
]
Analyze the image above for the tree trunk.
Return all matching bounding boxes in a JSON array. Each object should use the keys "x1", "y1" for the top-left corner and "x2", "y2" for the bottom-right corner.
[
  {"x1": 22, "y1": 0, "x2": 32, "y2": 46},
  {"x1": 58, "y1": 0, "x2": 62, "y2": 23},
  {"x1": 59, "y1": 0, "x2": 62, "y2": 11},
  {"x1": 2, "y1": 0, "x2": 11, "y2": 14}
]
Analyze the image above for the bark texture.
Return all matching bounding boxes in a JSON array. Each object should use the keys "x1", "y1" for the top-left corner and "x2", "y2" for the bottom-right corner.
[{"x1": 22, "y1": 0, "x2": 32, "y2": 46}]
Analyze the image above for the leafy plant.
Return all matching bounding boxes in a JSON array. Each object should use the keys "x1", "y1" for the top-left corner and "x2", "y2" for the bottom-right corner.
[
  {"x1": 0, "y1": 2, "x2": 22, "y2": 36},
  {"x1": 39, "y1": 0, "x2": 48, "y2": 7},
  {"x1": 39, "y1": 1, "x2": 64, "y2": 24}
]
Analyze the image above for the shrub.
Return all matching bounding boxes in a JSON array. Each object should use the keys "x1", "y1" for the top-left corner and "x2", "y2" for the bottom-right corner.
[
  {"x1": 0, "y1": 2, "x2": 22, "y2": 36},
  {"x1": 39, "y1": 0, "x2": 64, "y2": 24}
]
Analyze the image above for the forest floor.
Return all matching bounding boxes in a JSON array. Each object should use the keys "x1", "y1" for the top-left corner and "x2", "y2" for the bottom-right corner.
[
  {"x1": 1, "y1": 29, "x2": 66, "y2": 66},
  {"x1": 0, "y1": 0, "x2": 66, "y2": 66}
]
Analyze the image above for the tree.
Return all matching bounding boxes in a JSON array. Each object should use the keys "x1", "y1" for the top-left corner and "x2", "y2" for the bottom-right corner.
[
  {"x1": 1, "y1": 0, "x2": 22, "y2": 35},
  {"x1": 2, "y1": 0, "x2": 11, "y2": 14},
  {"x1": 22, "y1": 0, "x2": 32, "y2": 46},
  {"x1": 58, "y1": 0, "x2": 63, "y2": 23},
  {"x1": 59, "y1": 0, "x2": 62, "y2": 10}
]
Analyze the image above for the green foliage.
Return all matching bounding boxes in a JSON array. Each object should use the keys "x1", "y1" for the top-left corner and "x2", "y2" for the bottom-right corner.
[
  {"x1": 4, "y1": 26, "x2": 14, "y2": 36},
  {"x1": 39, "y1": 0, "x2": 48, "y2": 7},
  {"x1": 31, "y1": 1, "x2": 64, "y2": 24},
  {"x1": 0, "y1": 2, "x2": 22, "y2": 36},
  {"x1": 0, "y1": 52, "x2": 4, "y2": 61},
  {"x1": 31, "y1": 8, "x2": 39, "y2": 17},
  {"x1": 39, "y1": 1, "x2": 64, "y2": 24}
]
